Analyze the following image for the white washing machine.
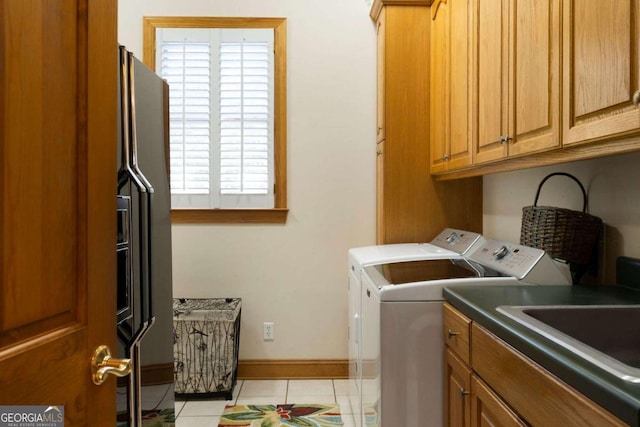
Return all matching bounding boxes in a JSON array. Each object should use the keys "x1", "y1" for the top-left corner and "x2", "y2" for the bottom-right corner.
[{"x1": 346, "y1": 228, "x2": 572, "y2": 427}]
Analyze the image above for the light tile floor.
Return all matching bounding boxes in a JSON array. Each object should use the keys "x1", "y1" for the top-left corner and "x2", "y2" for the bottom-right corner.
[{"x1": 175, "y1": 379, "x2": 355, "y2": 427}]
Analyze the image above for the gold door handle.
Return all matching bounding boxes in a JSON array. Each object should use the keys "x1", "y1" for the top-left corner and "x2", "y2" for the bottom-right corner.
[{"x1": 91, "y1": 345, "x2": 132, "y2": 385}]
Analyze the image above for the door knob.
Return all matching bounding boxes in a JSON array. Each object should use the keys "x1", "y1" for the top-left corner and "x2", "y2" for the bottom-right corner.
[{"x1": 91, "y1": 345, "x2": 132, "y2": 385}]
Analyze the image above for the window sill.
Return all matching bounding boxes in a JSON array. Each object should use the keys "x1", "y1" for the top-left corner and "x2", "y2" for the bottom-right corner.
[{"x1": 171, "y1": 208, "x2": 289, "y2": 224}]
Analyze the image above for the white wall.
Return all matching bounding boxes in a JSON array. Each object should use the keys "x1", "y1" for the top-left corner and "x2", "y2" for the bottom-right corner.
[
  {"x1": 119, "y1": 1, "x2": 377, "y2": 359},
  {"x1": 483, "y1": 151, "x2": 640, "y2": 284}
]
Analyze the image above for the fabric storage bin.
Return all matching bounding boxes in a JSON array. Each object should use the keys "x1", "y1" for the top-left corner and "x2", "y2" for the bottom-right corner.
[{"x1": 173, "y1": 298, "x2": 241, "y2": 399}]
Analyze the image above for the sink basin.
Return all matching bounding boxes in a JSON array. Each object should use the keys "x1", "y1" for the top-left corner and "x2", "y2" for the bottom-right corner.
[{"x1": 497, "y1": 305, "x2": 640, "y2": 383}]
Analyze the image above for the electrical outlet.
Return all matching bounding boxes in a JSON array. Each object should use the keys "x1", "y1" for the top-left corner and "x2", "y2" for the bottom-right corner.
[{"x1": 263, "y1": 322, "x2": 274, "y2": 340}]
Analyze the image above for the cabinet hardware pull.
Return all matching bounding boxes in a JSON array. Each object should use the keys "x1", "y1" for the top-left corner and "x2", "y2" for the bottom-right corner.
[
  {"x1": 498, "y1": 135, "x2": 512, "y2": 144},
  {"x1": 447, "y1": 329, "x2": 460, "y2": 339},
  {"x1": 633, "y1": 90, "x2": 640, "y2": 106},
  {"x1": 443, "y1": 154, "x2": 449, "y2": 160},
  {"x1": 460, "y1": 389, "x2": 470, "y2": 398}
]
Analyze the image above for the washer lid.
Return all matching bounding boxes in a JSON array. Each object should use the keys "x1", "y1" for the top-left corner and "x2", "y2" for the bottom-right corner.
[
  {"x1": 373, "y1": 276, "x2": 522, "y2": 301},
  {"x1": 348, "y1": 242, "x2": 460, "y2": 268}
]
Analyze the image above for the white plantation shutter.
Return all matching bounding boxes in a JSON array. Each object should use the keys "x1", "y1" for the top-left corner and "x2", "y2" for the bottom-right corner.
[
  {"x1": 156, "y1": 28, "x2": 274, "y2": 209},
  {"x1": 219, "y1": 41, "x2": 270, "y2": 195},
  {"x1": 162, "y1": 41, "x2": 211, "y2": 197}
]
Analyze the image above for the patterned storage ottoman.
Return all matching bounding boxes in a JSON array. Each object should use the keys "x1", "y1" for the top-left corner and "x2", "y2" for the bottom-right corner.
[{"x1": 173, "y1": 298, "x2": 241, "y2": 399}]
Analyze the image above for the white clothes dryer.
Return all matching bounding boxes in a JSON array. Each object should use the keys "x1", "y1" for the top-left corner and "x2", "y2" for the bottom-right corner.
[{"x1": 347, "y1": 228, "x2": 571, "y2": 427}]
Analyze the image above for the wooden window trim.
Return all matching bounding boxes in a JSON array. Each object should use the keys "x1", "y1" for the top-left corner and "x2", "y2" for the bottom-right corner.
[{"x1": 143, "y1": 16, "x2": 288, "y2": 224}]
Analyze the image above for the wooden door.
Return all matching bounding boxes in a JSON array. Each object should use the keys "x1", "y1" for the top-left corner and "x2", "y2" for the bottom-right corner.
[
  {"x1": 431, "y1": 0, "x2": 472, "y2": 173},
  {"x1": 508, "y1": 0, "x2": 561, "y2": 157},
  {"x1": 470, "y1": 376, "x2": 526, "y2": 427},
  {"x1": 448, "y1": 0, "x2": 473, "y2": 170},
  {"x1": 430, "y1": 0, "x2": 450, "y2": 173},
  {"x1": 0, "y1": 0, "x2": 118, "y2": 425},
  {"x1": 445, "y1": 349, "x2": 471, "y2": 427},
  {"x1": 563, "y1": 0, "x2": 640, "y2": 145},
  {"x1": 472, "y1": 0, "x2": 509, "y2": 164}
]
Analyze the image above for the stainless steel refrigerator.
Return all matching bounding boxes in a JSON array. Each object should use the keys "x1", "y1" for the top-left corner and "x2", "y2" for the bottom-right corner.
[{"x1": 116, "y1": 45, "x2": 175, "y2": 426}]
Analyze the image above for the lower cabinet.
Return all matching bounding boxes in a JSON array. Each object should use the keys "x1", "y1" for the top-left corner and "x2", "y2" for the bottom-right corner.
[
  {"x1": 470, "y1": 375, "x2": 525, "y2": 427},
  {"x1": 445, "y1": 346, "x2": 524, "y2": 427},
  {"x1": 445, "y1": 349, "x2": 470, "y2": 427},
  {"x1": 443, "y1": 303, "x2": 627, "y2": 427}
]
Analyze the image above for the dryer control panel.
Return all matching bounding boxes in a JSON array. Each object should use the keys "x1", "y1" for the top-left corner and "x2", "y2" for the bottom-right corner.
[{"x1": 431, "y1": 228, "x2": 484, "y2": 255}]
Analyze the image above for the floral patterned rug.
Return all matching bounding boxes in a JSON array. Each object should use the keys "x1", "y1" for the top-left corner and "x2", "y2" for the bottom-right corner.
[{"x1": 218, "y1": 403, "x2": 343, "y2": 427}]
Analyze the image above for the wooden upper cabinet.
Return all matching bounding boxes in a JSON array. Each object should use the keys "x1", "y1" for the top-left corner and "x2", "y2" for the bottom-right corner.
[
  {"x1": 430, "y1": 0, "x2": 473, "y2": 173},
  {"x1": 372, "y1": 0, "x2": 483, "y2": 244},
  {"x1": 563, "y1": 0, "x2": 640, "y2": 146},
  {"x1": 471, "y1": 0, "x2": 509, "y2": 163},
  {"x1": 430, "y1": 0, "x2": 449, "y2": 173},
  {"x1": 376, "y1": 8, "x2": 386, "y2": 143},
  {"x1": 508, "y1": 0, "x2": 561, "y2": 157},
  {"x1": 472, "y1": 0, "x2": 561, "y2": 164}
]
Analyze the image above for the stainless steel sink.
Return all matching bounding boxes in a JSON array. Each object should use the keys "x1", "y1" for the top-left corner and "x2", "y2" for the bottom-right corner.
[{"x1": 497, "y1": 305, "x2": 640, "y2": 383}]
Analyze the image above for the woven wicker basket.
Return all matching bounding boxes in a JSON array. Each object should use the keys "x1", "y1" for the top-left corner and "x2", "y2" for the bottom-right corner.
[{"x1": 520, "y1": 172, "x2": 602, "y2": 266}]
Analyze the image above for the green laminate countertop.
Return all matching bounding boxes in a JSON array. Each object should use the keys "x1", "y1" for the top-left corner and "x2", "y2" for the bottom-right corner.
[{"x1": 443, "y1": 284, "x2": 640, "y2": 426}]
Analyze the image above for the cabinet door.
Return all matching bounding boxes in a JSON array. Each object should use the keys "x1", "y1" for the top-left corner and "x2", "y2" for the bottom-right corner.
[
  {"x1": 431, "y1": 0, "x2": 473, "y2": 173},
  {"x1": 508, "y1": 0, "x2": 561, "y2": 157},
  {"x1": 430, "y1": 0, "x2": 450, "y2": 173},
  {"x1": 376, "y1": 9, "x2": 386, "y2": 144},
  {"x1": 563, "y1": 0, "x2": 640, "y2": 145},
  {"x1": 472, "y1": 0, "x2": 509, "y2": 163},
  {"x1": 472, "y1": 323, "x2": 627, "y2": 426},
  {"x1": 471, "y1": 375, "x2": 526, "y2": 427},
  {"x1": 445, "y1": 349, "x2": 471, "y2": 427},
  {"x1": 448, "y1": 0, "x2": 473, "y2": 169}
]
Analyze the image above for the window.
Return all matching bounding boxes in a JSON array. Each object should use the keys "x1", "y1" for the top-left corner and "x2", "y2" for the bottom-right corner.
[{"x1": 143, "y1": 17, "x2": 287, "y2": 223}]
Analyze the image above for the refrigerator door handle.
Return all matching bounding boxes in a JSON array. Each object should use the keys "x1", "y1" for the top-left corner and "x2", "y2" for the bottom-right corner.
[
  {"x1": 117, "y1": 46, "x2": 147, "y2": 195},
  {"x1": 128, "y1": 51, "x2": 155, "y2": 328},
  {"x1": 118, "y1": 46, "x2": 155, "y2": 335}
]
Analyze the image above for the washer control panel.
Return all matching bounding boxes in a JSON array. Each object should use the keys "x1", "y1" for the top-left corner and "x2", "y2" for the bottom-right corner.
[{"x1": 468, "y1": 240, "x2": 544, "y2": 279}]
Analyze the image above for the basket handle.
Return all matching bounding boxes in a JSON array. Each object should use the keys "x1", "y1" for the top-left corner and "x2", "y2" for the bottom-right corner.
[{"x1": 533, "y1": 172, "x2": 588, "y2": 212}]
